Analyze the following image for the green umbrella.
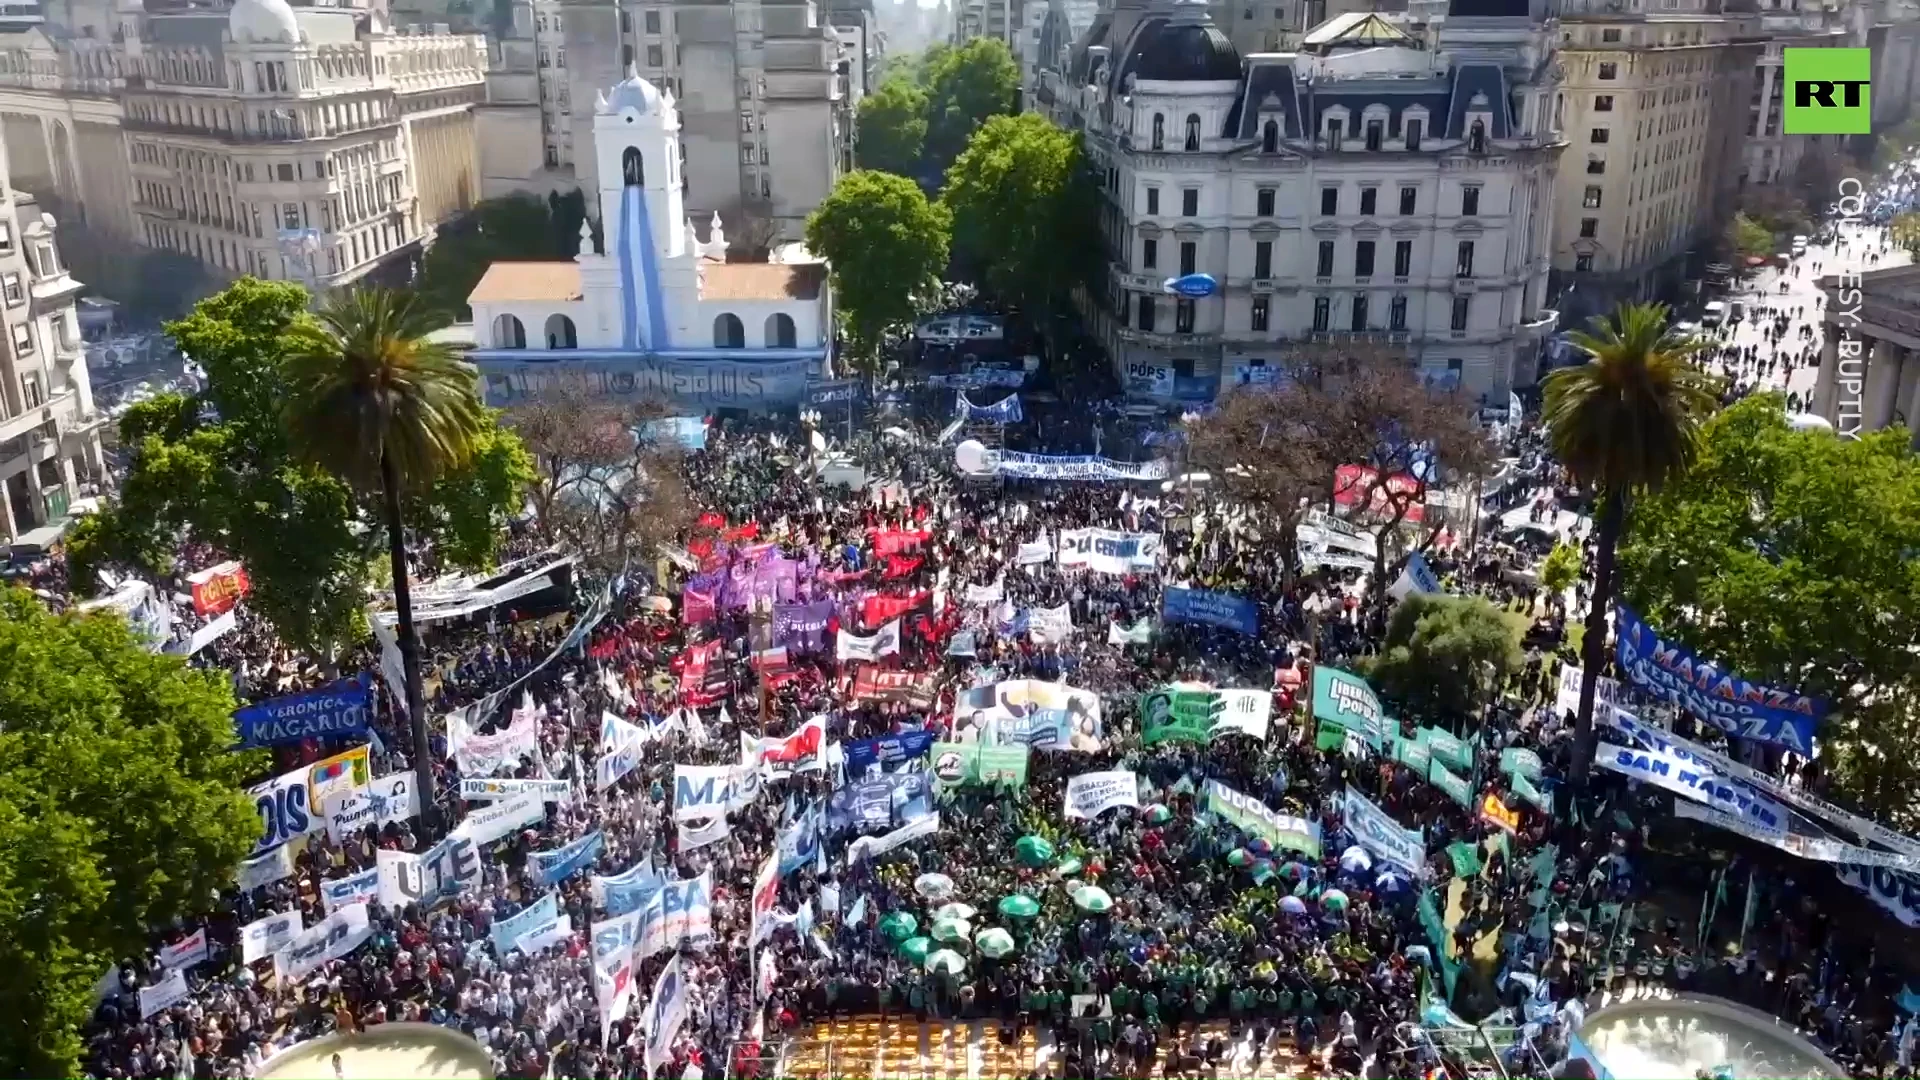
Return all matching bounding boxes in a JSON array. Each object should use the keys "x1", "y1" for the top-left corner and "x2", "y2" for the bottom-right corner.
[
  {"x1": 932, "y1": 916, "x2": 972, "y2": 943},
  {"x1": 1055, "y1": 856, "x2": 1084, "y2": 877},
  {"x1": 975, "y1": 927, "x2": 1017, "y2": 958},
  {"x1": 934, "y1": 902, "x2": 977, "y2": 922},
  {"x1": 998, "y1": 894, "x2": 1040, "y2": 919},
  {"x1": 1226, "y1": 848, "x2": 1254, "y2": 868},
  {"x1": 926, "y1": 948, "x2": 967, "y2": 976},
  {"x1": 1014, "y1": 835, "x2": 1055, "y2": 866},
  {"x1": 878, "y1": 911, "x2": 918, "y2": 941},
  {"x1": 1144, "y1": 803, "x2": 1174, "y2": 825},
  {"x1": 897, "y1": 935, "x2": 932, "y2": 964},
  {"x1": 1071, "y1": 885, "x2": 1114, "y2": 913}
]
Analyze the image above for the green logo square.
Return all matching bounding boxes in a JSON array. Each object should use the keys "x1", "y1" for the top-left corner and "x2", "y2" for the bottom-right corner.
[{"x1": 1785, "y1": 47, "x2": 1872, "y2": 134}]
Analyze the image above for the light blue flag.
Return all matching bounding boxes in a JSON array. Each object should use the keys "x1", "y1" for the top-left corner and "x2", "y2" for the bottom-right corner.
[{"x1": 844, "y1": 893, "x2": 868, "y2": 932}]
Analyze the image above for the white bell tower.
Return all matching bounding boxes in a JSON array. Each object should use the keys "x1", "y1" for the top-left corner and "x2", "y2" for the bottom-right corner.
[{"x1": 593, "y1": 67, "x2": 688, "y2": 261}]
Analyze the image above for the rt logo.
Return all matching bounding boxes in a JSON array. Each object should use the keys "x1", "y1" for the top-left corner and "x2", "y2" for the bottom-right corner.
[{"x1": 1785, "y1": 47, "x2": 1872, "y2": 135}]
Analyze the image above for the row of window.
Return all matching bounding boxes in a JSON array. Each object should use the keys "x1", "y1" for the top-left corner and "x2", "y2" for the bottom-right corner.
[
  {"x1": 491, "y1": 312, "x2": 800, "y2": 350},
  {"x1": 1141, "y1": 182, "x2": 1480, "y2": 220},
  {"x1": 1136, "y1": 237, "x2": 1482, "y2": 280},
  {"x1": 1123, "y1": 292, "x2": 1474, "y2": 334}
]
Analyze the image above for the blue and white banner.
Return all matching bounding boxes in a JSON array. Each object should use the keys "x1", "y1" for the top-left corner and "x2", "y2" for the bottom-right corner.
[
  {"x1": 531, "y1": 831, "x2": 605, "y2": 887},
  {"x1": 776, "y1": 802, "x2": 827, "y2": 876},
  {"x1": 829, "y1": 777, "x2": 897, "y2": 834},
  {"x1": 375, "y1": 831, "x2": 484, "y2": 909},
  {"x1": 927, "y1": 369, "x2": 1025, "y2": 389},
  {"x1": 1388, "y1": 552, "x2": 1443, "y2": 600},
  {"x1": 276, "y1": 902, "x2": 372, "y2": 984},
  {"x1": 846, "y1": 811, "x2": 941, "y2": 866},
  {"x1": 1342, "y1": 786, "x2": 1425, "y2": 874},
  {"x1": 233, "y1": 674, "x2": 372, "y2": 750},
  {"x1": 246, "y1": 767, "x2": 323, "y2": 855},
  {"x1": 958, "y1": 392, "x2": 1023, "y2": 423},
  {"x1": 979, "y1": 450, "x2": 1171, "y2": 482},
  {"x1": 842, "y1": 730, "x2": 937, "y2": 774},
  {"x1": 460, "y1": 777, "x2": 572, "y2": 803},
  {"x1": 636, "y1": 871, "x2": 714, "y2": 957},
  {"x1": 1057, "y1": 528, "x2": 1162, "y2": 574},
  {"x1": 1614, "y1": 604, "x2": 1825, "y2": 755},
  {"x1": 240, "y1": 910, "x2": 302, "y2": 964},
  {"x1": 320, "y1": 867, "x2": 380, "y2": 913},
  {"x1": 1163, "y1": 587, "x2": 1260, "y2": 635},
  {"x1": 1594, "y1": 740, "x2": 1786, "y2": 836},
  {"x1": 643, "y1": 954, "x2": 690, "y2": 1077},
  {"x1": 594, "y1": 861, "x2": 664, "y2": 917},
  {"x1": 673, "y1": 764, "x2": 747, "y2": 820},
  {"x1": 491, "y1": 892, "x2": 560, "y2": 956},
  {"x1": 1836, "y1": 863, "x2": 1920, "y2": 928}
]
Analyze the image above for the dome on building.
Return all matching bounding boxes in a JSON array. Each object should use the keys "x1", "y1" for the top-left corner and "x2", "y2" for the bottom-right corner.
[
  {"x1": 1131, "y1": 0, "x2": 1241, "y2": 82},
  {"x1": 229, "y1": 0, "x2": 300, "y2": 44},
  {"x1": 607, "y1": 67, "x2": 664, "y2": 114}
]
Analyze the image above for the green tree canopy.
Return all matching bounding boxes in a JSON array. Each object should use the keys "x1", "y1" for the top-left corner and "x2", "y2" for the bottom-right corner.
[
  {"x1": 414, "y1": 190, "x2": 590, "y2": 319},
  {"x1": 0, "y1": 589, "x2": 262, "y2": 1077},
  {"x1": 66, "y1": 278, "x2": 533, "y2": 649},
  {"x1": 1368, "y1": 593, "x2": 1523, "y2": 723},
  {"x1": 1725, "y1": 210, "x2": 1774, "y2": 264},
  {"x1": 1540, "y1": 541, "x2": 1582, "y2": 598},
  {"x1": 1619, "y1": 394, "x2": 1920, "y2": 828},
  {"x1": 923, "y1": 38, "x2": 1019, "y2": 171},
  {"x1": 806, "y1": 170, "x2": 951, "y2": 368},
  {"x1": 856, "y1": 77, "x2": 931, "y2": 177},
  {"x1": 940, "y1": 112, "x2": 1098, "y2": 322},
  {"x1": 1541, "y1": 301, "x2": 1718, "y2": 784}
]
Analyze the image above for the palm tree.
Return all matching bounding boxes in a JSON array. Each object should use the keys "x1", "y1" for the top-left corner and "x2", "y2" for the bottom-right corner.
[
  {"x1": 282, "y1": 288, "x2": 487, "y2": 832},
  {"x1": 1541, "y1": 301, "x2": 1719, "y2": 787}
]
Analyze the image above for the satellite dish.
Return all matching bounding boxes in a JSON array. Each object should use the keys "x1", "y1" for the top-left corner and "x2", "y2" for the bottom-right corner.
[{"x1": 955, "y1": 439, "x2": 992, "y2": 474}]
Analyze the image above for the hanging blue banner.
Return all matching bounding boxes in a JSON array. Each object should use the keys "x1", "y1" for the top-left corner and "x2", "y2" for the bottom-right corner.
[
  {"x1": 957, "y1": 392, "x2": 1023, "y2": 424},
  {"x1": 530, "y1": 830, "x2": 604, "y2": 888},
  {"x1": 1162, "y1": 587, "x2": 1259, "y2": 636},
  {"x1": 842, "y1": 730, "x2": 938, "y2": 774},
  {"x1": 233, "y1": 674, "x2": 373, "y2": 749},
  {"x1": 1614, "y1": 604, "x2": 1825, "y2": 755}
]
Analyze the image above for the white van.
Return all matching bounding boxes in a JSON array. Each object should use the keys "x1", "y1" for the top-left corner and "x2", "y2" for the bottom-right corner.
[{"x1": 1701, "y1": 301, "x2": 1728, "y2": 328}]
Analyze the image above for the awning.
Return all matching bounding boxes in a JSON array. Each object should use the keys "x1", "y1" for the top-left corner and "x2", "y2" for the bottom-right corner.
[{"x1": 11, "y1": 519, "x2": 72, "y2": 556}]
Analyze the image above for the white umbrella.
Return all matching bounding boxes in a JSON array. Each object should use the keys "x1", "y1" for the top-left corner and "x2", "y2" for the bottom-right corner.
[
  {"x1": 934, "y1": 902, "x2": 977, "y2": 922},
  {"x1": 914, "y1": 873, "x2": 956, "y2": 900},
  {"x1": 926, "y1": 948, "x2": 967, "y2": 976}
]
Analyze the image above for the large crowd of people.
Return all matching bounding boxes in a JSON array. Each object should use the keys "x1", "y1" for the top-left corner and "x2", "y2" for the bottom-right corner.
[{"x1": 52, "y1": 396, "x2": 1920, "y2": 1080}]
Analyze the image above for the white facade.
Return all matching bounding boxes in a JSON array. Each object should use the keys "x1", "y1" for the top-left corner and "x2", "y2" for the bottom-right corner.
[
  {"x1": 1036, "y1": 2, "x2": 1560, "y2": 401},
  {"x1": 465, "y1": 72, "x2": 832, "y2": 413},
  {"x1": 547, "y1": 0, "x2": 854, "y2": 247},
  {"x1": 0, "y1": 0, "x2": 487, "y2": 289},
  {"x1": 0, "y1": 148, "x2": 106, "y2": 543}
]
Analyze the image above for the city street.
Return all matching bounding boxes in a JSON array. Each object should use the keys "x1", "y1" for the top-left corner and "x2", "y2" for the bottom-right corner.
[{"x1": 1703, "y1": 219, "x2": 1912, "y2": 407}]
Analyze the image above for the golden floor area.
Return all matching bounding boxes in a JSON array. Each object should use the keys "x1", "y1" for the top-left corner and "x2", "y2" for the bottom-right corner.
[{"x1": 777, "y1": 1016, "x2": 1319, "y2": 1079}]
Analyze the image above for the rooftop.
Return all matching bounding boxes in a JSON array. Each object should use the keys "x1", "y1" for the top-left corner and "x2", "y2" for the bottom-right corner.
[
  {"x1": 467, "y1": 261, "x2": 584, "y2": 304},
  {"x1": 465, "y1": 260, "x2": 828, "y2": 304}
]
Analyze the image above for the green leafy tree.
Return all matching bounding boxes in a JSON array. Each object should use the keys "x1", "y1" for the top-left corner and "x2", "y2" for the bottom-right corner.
[
  {"x1": 923, "y1": 38, "x2": 1019, "y2": 172},
  {"x1": 1540, "y1": 541, "x2": 1582, "y2": 607},
  {"x1": 1893, "y1": 211, "x2": 1920, "y2": 258},
  {"x1": 1620, "y1": 395, "x2": 1920, "y2": 827},
  {"x1": 0, "y1": 589, "x2": 262, "y2": 1077},
  {"x1": 414, "y1": 191, "x2": 591, "y2": 320},
  {"x1": 65, "y1": 279, "x2": 532, "y2": 653},
  {"x1": 1369, "y1": 594, "x2": 1523, "y2": 723},
  {"x1": 281, "y1": 287, "x2": 509, "y2": 826},
  {"x1": 856, "y1": 77, "x2": 931, "y2": 177},
  {"x1": 806, "y1": 170, "x2": 951, "y2": 370},
  {"x1": 1541, "y1": 302, "x2": 1719, "y2": 786},
  {"x1": 940, "y1": 112, "x2": 1098, "y2": 323},
  {"x1": 1725, "y1": 210, "x2": 1773, "y2": 264}
]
